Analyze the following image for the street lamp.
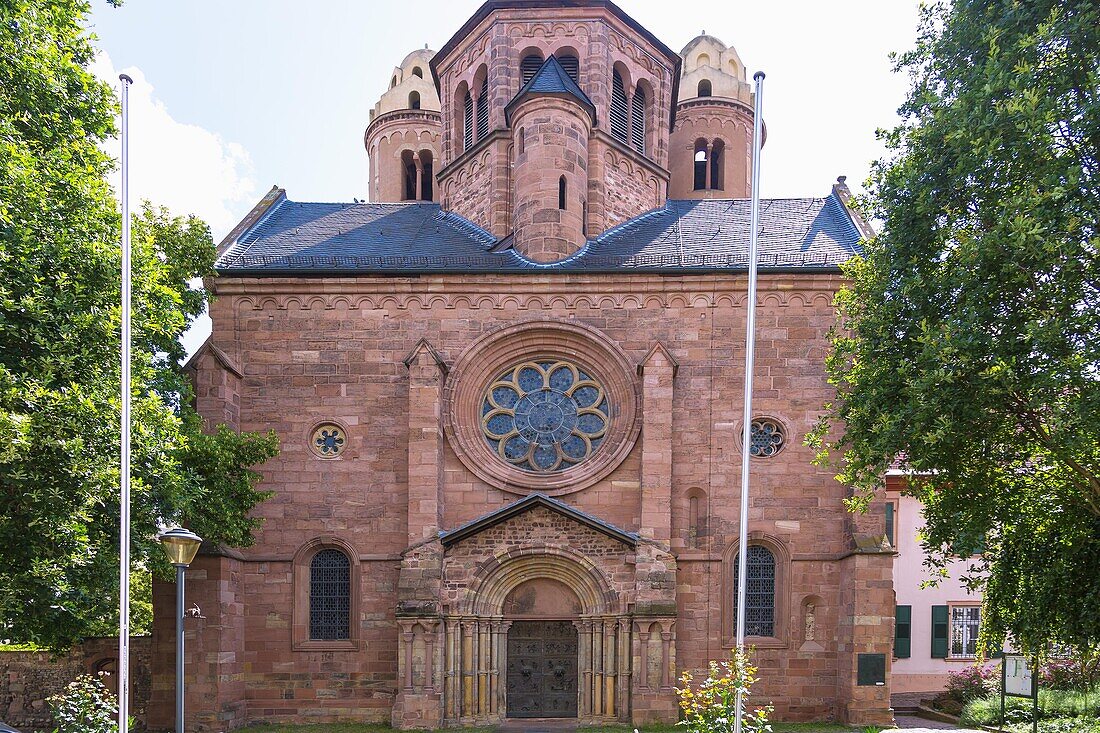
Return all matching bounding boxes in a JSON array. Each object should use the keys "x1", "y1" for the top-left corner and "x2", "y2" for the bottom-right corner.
[{"x1": 158, "y1": 527, "x2": 202, "y2": 733}]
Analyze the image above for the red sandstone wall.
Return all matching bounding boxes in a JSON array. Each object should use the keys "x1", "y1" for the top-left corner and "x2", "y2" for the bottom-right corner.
[
  {"x1": 170, "y1": 271, "x2": 893, "y2": 727},
  {"x1": 365, "y1": 111, "x2": 442, "y2": 203},
  {"x1": 669, "y1": 99, "x2": 754, "y2": 199}
]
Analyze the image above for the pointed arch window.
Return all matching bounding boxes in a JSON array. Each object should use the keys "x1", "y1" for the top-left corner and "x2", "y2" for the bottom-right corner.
[
  {"x1": 610, "y1": 69, "x2": 629, "y2": 144},
  {"x1": 630, "y1": 88, "x2": 646, "y2": 155},
  {"x1": 309, "y1": 549, "x2": 351, "y2": 641}
]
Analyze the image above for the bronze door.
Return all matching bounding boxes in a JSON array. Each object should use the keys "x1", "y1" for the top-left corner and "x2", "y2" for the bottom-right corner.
[{"x1": 506, "y1": 620, "x2": 578, "y2": 718}]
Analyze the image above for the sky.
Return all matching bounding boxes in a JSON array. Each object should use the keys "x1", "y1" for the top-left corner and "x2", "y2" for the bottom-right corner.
[{"x1": 84, "y1": 0, "x2": 923, "y2": 352}]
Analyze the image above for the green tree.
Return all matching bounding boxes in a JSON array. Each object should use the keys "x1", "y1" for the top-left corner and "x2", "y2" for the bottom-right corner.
[
  {"x1": 809, "y1": 0, "x2": 1099, "y2": 654},
  {"x1": 0, "y1": 0, "x2": 278, "y2": 650}
]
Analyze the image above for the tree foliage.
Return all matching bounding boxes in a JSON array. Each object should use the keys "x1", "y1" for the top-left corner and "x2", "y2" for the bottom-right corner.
[
  {"x1": 809, "y1": 0, "x2": 1099, "y2": 653},
  {"x1": 0, "y1": 0, "x2": 278, "y2": 650}
]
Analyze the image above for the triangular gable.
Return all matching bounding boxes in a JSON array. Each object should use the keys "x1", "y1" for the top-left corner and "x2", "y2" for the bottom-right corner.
[{"x1": 440, "y1": 493, "x2": 637, "y2": 547}]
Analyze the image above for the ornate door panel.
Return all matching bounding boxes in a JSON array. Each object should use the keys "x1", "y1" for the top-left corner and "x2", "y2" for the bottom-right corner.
[{"x1": 506, "y1": 620, "x2": 578, "y2": 718}]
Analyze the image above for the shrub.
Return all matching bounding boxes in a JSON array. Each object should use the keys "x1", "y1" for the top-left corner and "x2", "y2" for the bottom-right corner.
[
  {"x1": 933, "y1": 665, "x2": 1000, "y2": 714},
  {"x1": 675, "y1": 647, "x2": 773, "y2": 733},
  {"x1": 47, "y1": 675, "x2": 118, "y2": 733},
  {"x1": 960, "y1": 689, "x2": 1100, "y2": 726},
  {"x1": 1041, "y1": 658, "x2": 1096, "y2": 692}
]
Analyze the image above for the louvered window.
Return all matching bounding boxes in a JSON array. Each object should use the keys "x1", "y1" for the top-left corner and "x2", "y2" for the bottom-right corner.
[
  {"x1": 463, "y1": 91, "x2": 473, "y2": 151},
  {"x1": 630, "y1": 90, "x2": 645, "y2": 155},
  {"x1": 521, "y1": 54, "x2": 543, "y2": 85},
  {"x1": 309, "y1": 549, "x2": 350, "y2": 641},
  {"x1": 557, "y1": 54, "x2": 579, "y2": 82},
  {"x1": 732, "y1": 545, "x2": 776, "y2": 636},
  {"x1": 610, "y1": 70, "x2": 629, "y2": 143},
  {"x1": 476, "y1": 77, "x2": 489, "y2": 141}
]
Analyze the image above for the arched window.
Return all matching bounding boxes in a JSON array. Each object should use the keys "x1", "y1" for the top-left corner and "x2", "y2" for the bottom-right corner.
[
  {"x1": 630, "y1": 87, "x2": 646, "y2": 155},
  {"x1": 390, "y1": 75, "x2": 398, "y2": 89},
  {"x1": 698, "y1": 79, "x2": 712, "y2": 97},
  {"x1": 402, "y1": 150, "x2": 416, "y2": 201},
  {"x1": 309, "y1": 549, "x2": 350, "y2": 641},
  {"x1": 517, "y1": 126, "x2": 525, "y2": 155},
  {"x1": 411, "y1": 66, "x2": 423, "y2": 78},
  {"x1": 558, "y1": 176, "x2": 567, "y2": 210},
  {"x1": 418, "y1": 149, "x2": 434, "y2": 201},
  {"x1": 463, "y1": 88, "x2": 474, "y2": 151},
  {"x1": 710, "y1": 138, "x2": 724, "y2": 191},
  {"x1": 521, "y1": 53, "x2": 543, "y2": 85},
  {"x1": 556, "y1": 53, "x2": 579, "y2": 82},
  {"x1": 610, "y1": 69, "x2": 629, "y2": 143},
  {"x1": 693, "y1": 139, "x2": 708, "y2": 190},
  {"x1": 408, "y1": 91, "x2": 421, "y2": 110},
  {"x1": 732, "y1": 545, "x2": 776, "y2": 636},
  {"x1": 476, "y1": 76, "x2": 489, "y2": 141}
]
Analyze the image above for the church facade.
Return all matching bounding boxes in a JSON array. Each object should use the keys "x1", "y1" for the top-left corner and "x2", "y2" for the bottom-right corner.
[{"x1": 151, "y1": 1, "x2": 895, "y2": 729}]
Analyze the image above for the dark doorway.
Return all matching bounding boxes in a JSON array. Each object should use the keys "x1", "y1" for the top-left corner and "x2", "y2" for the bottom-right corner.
[{"x1": 506, "y1": 620, "x2": 578, "y2": 718}]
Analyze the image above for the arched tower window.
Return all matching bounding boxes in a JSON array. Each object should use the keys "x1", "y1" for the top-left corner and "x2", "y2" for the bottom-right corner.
[
  {"x1": 418, "y1": 149, "x2": 434, "y2": 201},
  {"x1": 732, "y1": 545, "x2": 776, "y2": 637},
  {"x1": 558, "y1": 176, "x2": 567, "y2": 210},
  {"x1": 390, "y1": 75, "x2": 398, "y2": 89},
  {"x1": 517, "y1": 126, "x2": 525, "y2": 155},
  {"x1": 463, "y1": 88, "x2": 474, "y2": 151},
  {"x1": 309, "y1": 548, "x2": 351, "y2": 641},
  {"x1": 610, "y1": 69, "x2": 629, "y2": 143},
  {"x1": 476, "y1": 76, "x2": 489, "y2": 141},
  {"x1": 698, "y1": 79, "x2": 712, "y2": 97},
  {"x1": 556, "y1": 53, "x2": 579, "y2": 82},
  {"x1": 402, "y1": 150, "x2": 417, "y2": 201},
  {"x1": 411, "y1": 66, "x2": 423, "y2": 78},
  {"x1": 710, "y1": 138, "x2": 725, "y2": 191},
  {"x1": 520, "y1": 53, "x2": 543, "y2": 85},
  {"x1": 630, "y1": 87, "x2": 646, "y2": 155},
  {"x1": 409, "y1": 90, "x2": 421, "y2": 110},
  {"x1": 693, "y1": 139, "x2": 708, "y2": 190}
]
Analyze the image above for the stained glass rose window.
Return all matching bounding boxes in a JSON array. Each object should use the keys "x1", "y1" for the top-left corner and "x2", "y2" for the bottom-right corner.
[
  {"x1": 749, "y1": 418, "x2": 785, "y2": 458},
  {"x1": 311, "y1": 423, "x2": 346, "y2": 458},
  {"x1": 482, "y1": 360, "x2": 610, "y2": 472}
]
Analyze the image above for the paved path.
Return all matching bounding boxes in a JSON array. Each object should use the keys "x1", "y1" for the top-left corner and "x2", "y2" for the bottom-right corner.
[{"x1": 894, "y1": 714, "x2": 984, "y2": 732}]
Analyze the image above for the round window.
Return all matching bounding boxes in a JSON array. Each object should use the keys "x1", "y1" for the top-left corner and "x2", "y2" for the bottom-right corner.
[
  {"x1": 482, "y1": 360, "x2": 609, "y2": 472},
  {"x1": 310, "y1": 423, "x2": 346, "y2": 458},
  {"x1": 748, "y1": 418, "x2": 785, "y2": 458}
]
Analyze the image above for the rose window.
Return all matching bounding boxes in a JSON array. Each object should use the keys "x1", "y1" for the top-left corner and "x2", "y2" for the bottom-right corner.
[
  {"x1": 311, "y1": 424, "x2": 346, "y2": 458},
  {"x1": 749, "y1": 418, "x2": 785, "y2": 458},
  {"x1": 482, "y1": 360, "x2": 609, "y2": 472}
]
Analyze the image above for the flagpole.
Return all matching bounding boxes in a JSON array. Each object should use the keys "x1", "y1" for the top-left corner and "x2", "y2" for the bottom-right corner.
[
  {"x1": 118, "y1": 71, "x2": 133, "y2": 733},
  {"x1": 734, "y1": 69, "x2": 765, "y2": 733}
]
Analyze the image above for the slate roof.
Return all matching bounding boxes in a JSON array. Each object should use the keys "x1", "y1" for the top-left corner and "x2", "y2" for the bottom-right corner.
[
  {"x1": 505, "y1": 56, "x2": 597, "y2": 124},
  {"x1": 439, "y1": 493, "x2": 638, "y2": 547},
  {"x1": 215, "y1": 188, "x2": 866, "y2": 275}
]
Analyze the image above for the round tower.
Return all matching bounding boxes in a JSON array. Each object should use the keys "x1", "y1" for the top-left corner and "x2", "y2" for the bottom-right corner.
[
  {"x1": 364, "y1": 47, "x2": 443, "y2": 203},
  {"x1": 669, "y1": 34, "x2": 757, "y2": 199},
  {"x1": 506, "y1": 57, "x2": 595, "y2": 263}
]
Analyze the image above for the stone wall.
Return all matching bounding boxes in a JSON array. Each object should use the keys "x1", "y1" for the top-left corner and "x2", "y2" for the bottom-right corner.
[{"x1": 0, "y1": 637, "x2": 152, "y2": 732}]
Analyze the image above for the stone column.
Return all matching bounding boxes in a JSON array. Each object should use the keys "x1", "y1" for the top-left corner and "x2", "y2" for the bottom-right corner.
[
  {"x1": 603, "y1": 619, "x2": 617, "y2": 718},
  {"x1": 575, "y1": 619, "x2": 593, "y2": 718}
]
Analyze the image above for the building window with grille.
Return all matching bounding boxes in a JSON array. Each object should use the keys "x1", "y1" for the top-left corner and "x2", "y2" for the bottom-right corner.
[
  {"x1": 610, "y1": 69, "x2": 629, "y2": 144},
  {"x1": 949, "y1": 605, "x2": 981, "y2": 659},
  {"x1": 476, "y1": 76, "x2": 489, "y2": 141},
  {"x1": 630, "y1": 88, "x2": 646, "y2": 155},
  {"x1": 309, "y1": 549, "x2": 351, "y2": 641},
  {"x1": 521, "y1": 54, "x2": 543, "y2": 85},
  {"x1": 732, "y1": 545, "x2": 776, "y2": 637}
]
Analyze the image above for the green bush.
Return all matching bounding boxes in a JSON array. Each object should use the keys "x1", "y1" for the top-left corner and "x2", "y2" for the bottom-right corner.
[
  {"x1": 960, "y1": 689, "x2": 1100, "y2": 726},
  {"x1": 47, "y1": 675, "x2": 120, "y2": 733}
]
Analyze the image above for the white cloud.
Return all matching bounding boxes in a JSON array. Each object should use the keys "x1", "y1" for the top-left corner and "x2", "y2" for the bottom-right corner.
[{"x1": 92, "y1": 51, "x2": 257, "y2": 238}]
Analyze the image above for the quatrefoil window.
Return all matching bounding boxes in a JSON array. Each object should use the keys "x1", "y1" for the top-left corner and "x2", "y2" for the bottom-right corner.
[
  {"x1": 481, "y1": 360, "x2": 610, "y2": 472},
  {"x1": 311, "y1": 423, "x2": 346, "y2": 458},
  {"x1": 749, "y1": 418, "x2": 785, "y2": 458}
]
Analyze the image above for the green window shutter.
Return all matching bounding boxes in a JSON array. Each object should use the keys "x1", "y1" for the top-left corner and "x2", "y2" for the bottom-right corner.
[
  {"x1": 885, "y1": 502, "x2": 896, "y2": 546},
  {"x1": 894, "y1": 605, "x2": 912, "y2": 658},
  {"x1": 931, "y1": 605, "x2": 949, "y2": 658}
]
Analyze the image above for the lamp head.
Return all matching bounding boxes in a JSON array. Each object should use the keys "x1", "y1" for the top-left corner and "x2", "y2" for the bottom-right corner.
[{"x1": 158, "y1": 527, "x2": 203, "y2": 567}]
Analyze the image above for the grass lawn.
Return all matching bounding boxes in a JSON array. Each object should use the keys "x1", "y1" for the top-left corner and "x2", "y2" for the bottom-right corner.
[{"x1": 237, "y1": 722, "x2": 876, "y2": 733}]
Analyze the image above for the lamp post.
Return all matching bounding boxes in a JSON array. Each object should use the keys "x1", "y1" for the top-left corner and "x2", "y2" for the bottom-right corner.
[{"x1": 158, "y1": 528, "x2": 203, "y2": 733}]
